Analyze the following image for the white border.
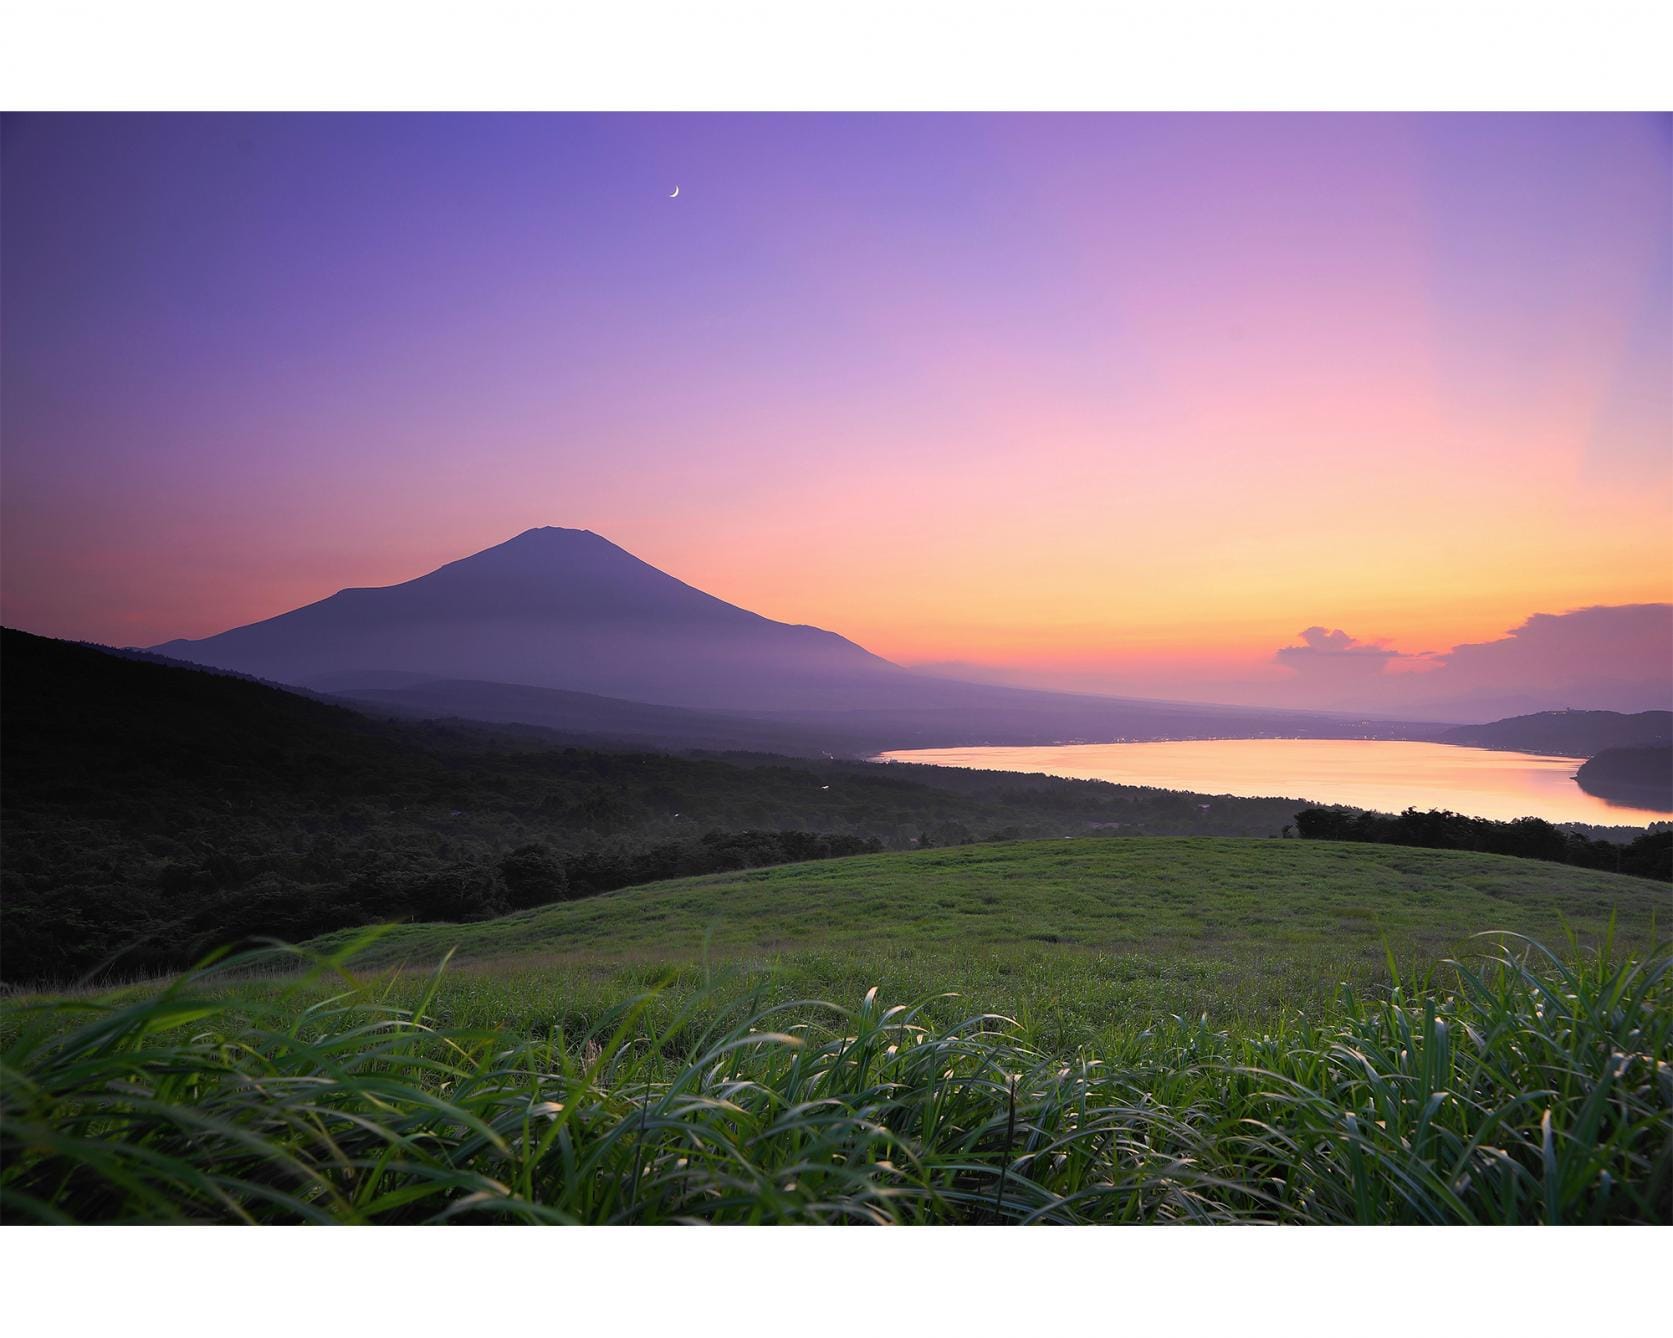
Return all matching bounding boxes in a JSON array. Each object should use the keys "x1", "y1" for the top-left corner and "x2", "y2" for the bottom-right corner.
[
  {"x1": 3, "y1": 0, "x2": 1668, "y2": 1324},
  {"x1": 4, "y1": 1225, "x2": 1669, "y2": 1331},
  {"x1": 1, "y1": 0, "x2": 1670, "y2": 111}
]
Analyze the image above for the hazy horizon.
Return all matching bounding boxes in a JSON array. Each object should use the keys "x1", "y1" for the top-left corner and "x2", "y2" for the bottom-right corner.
[
  {"x1": 132, "y1": 523, "x2": 1673, "y2": 722},
  {"x1": 3, "y1": 113, "x2": 1670, "y2": 722}
]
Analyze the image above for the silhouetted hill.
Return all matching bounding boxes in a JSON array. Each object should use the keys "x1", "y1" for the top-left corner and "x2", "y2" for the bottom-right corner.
[
  {"x1": 2, "y1": 628, "x2": 410, "y2": 799},
  {"x1": 1575, "y1": 747, "x2": 1673, "y2": 812},
  {"x1": 1440, "y1": 709, "x2": 1673, "y2": 758}
]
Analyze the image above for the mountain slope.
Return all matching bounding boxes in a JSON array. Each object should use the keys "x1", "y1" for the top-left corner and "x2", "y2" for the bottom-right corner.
[
  {"x1": 153, "y1": 527, "x2": 909, "y2": 711},
  {"x1": 1440, "y1": 709, "x2": 1673, "y2": 758}
]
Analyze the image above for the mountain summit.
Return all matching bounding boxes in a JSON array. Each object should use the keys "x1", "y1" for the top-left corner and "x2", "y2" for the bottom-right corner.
[{"x1": 152, "y1": 527, "x2": 905, "y2": 710}]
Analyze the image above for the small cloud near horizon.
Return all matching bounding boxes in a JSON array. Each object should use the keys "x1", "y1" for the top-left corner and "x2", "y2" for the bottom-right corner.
[
  {"x1": 1275, "y1": 606, "x2": 1673, "y2": 715},
  {"x1": 913, "y1": 604, "x2": 1673, "y2": 721},
  {"x1": 1274, "y1": 626, "x2": 1414, "y2": 680}
]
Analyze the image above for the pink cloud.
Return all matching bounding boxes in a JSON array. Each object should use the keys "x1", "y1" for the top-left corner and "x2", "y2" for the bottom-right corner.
[{"x1": 1274, "y1": 627, "x2": 1411, "y2": 680}]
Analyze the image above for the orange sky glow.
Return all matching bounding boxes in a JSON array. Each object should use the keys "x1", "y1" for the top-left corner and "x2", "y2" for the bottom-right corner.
[{"x1": 3, "y1": 114, "x2": 1669, "y2": 712}]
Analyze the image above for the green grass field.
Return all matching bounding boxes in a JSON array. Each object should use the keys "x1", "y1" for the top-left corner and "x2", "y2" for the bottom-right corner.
[
  {"x1": 5, "y1": 837, "x2": 1668, "y2": 1224},
  {"x1": 308, "y1": 837, "x2": 1667, "y2": 1039}
]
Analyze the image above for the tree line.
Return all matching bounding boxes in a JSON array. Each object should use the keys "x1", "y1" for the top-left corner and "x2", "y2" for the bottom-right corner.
[{"x1": 1293, "y1": 807, "x2": 1671, "y2": 882}]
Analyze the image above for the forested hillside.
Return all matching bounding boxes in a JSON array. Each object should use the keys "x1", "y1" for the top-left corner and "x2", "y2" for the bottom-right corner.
[
  {"x1": 1440, "y1": 709, "x2": 1672, "y2": 757},
  {"x1": 1, "y1": 630, "x2": 1302, "y2": 983}
]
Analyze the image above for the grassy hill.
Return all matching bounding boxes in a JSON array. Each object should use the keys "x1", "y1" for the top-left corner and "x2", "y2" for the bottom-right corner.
[
  {"x1": 6, "y1": 636, "x2": 1666, "y2": 1223},
  {"x1": 314, "y1": 837, "x2": 1667, "y2": 1031},
  {"x1": 11, "y1": 837, "x2": 1668, "y2": 1224}
]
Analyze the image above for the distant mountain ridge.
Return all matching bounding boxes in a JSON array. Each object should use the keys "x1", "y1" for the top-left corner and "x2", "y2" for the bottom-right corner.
[
  {"x1": 335, "y1": 677, "x2": 870, "y2": 755},
  {"x1": 1440, "y1": 709, "x2": 1673, "y2": 758}
]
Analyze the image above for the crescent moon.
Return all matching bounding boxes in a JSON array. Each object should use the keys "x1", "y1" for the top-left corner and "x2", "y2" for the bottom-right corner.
[{"x1": 669, "y1": 185, "x2": 680, "y2": 198}]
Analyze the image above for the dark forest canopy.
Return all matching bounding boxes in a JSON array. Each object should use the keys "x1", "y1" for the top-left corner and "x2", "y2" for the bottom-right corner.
[{"x1": 1293, "y1": 805, "x2": 1670, "y2": 882}]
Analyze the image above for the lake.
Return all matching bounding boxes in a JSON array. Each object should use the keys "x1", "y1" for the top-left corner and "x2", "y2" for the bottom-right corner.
[{"x1": 874, "y1": 738, "x2": 1670, "y2": 827}]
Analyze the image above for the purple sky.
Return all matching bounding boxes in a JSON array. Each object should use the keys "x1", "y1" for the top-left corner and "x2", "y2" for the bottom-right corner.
[{"x1": 2, "y1": 113, "x2": 1669, "y2": 712}]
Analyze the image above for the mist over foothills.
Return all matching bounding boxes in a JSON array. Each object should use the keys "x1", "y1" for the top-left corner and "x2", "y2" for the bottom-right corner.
[
  {"x1": 135, "y1": 526, "x2": 1447, "y2": 754},
  {"x1": 126, "y1": 526, "x2": 1673, "y2": 736}
]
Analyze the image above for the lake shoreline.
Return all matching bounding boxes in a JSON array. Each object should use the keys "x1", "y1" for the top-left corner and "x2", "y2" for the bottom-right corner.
[{"x1": 875, "y1": 737, "x2": 1670, "y2": 827}]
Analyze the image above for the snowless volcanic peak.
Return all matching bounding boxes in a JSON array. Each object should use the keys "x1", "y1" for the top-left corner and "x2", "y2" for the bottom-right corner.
[{"x1": 151, "y1": 527, "x2": 906, "y2": 710}]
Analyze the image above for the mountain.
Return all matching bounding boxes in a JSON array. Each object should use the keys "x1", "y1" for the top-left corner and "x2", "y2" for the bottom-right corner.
[
  {"x1": 1440, "y1": 710, "x2": 1673, "y2": 758},
  {"x1": 1575, "y1": 747, "x2": 1673, "y2": 812},
  {"x1": 153, "y1": 527, "x2": 908, "y2": 712},
  {"x1": 149, "y1": 526, "x2": 1449, "y2": 745}
]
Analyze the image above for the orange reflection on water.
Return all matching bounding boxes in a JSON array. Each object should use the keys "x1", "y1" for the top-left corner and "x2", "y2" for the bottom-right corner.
[{"x1": 876, "y1": 739, "x2": 1669, "y2": 827}]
